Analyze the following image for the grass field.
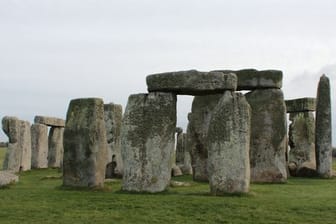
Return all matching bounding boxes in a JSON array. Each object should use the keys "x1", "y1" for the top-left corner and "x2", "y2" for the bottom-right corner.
[
  {"x1": 0, "y1": 147, "x2": 6, "y2": 169},
  {"x1": 1, "y1": 149, "x2": 336, "y2": 224}
]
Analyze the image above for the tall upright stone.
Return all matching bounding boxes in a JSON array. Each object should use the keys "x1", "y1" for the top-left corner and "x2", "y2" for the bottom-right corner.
[
  {"x1": 18, "y1": 120, "x2": 32, "y2": 171},
  {"x1": 31, "y1": 123, "x2": 49, "y2": 168},
  {"x1": 246, "y1": 89, "x2": 287, "y2": 183},
  {"x1": 63, "y1": 98, "x2": 108, "y2": 188},
  {"x1": 48, "y1": 127, "x2": 64, "y2": 168},
  {"x1": 188, "y1": 94, "x2": 222, "y2": 181},
  {"x1": 181, "y1": 133, "x2": 193, "y2": 175},
  {"x1": 121, "y1": 92, "x2": 176, "y2": 192},
  {"x1": 315, "y1": 75, "x2": 332, "y2": 178},
  {"x1": 207, "y1": 92, "x2": 251, "y2": 194},
  {"x1": 2, "y1": 116, "x2": 21, "y2": 172},
  {"x1": 104, "y1": 103, "x2": 123, "y2": 178},
  {"x1": 175, "y1": 127, "x2": 184, "y2": 164}
]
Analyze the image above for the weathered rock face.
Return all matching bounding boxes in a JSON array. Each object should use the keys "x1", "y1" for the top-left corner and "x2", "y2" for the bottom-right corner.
[
  {"x1": 285, "y1": 98, "x2": 316, "y2": 113},
  {"x1": 213, "y1": 69, "x2": 282, "y2": 90},
  {"x1": 207, "y1": 92, "x2": 251, "y2": 194},
  {"x1": 180, "y1": 133, "x2": 193, "y2": 175},
  {"x1": 288, "y1": 112, "x2": 316, "y2": 177},
  {"x1": 48, "y1": 127, "x2": 64, "y2": 168},
  {"x1": 121, "y1": 92, "x2": 176, "y2": 192},
  {"x1": 2, "y1": 117, "x2": 21, "y2": 172},
  {"x1": 31, "y1": 124, "x2": 49, "y2": 168},
  {"x1": 245, "y1": 89, "x2": 287, "y2": 183},
  {"x1": 63, "y1": 98, "x2": 108, "y2": 188},
  {"x1": 315, "y1": 75, "x2": 332, "y2": 178},
  {"x1": 104, "y1": 103, "x2": 123, "y2": 178},
  {"x1": 146, "y1": 70, "x2": 237, "y2": 95},
  {"x1": 2, "y1": 117, "x2": 31, "y2": 172},
  {"x1": 188, "y1": 94, "x2": 222, "y2": 182},
  {"x1": 175, "y1": 129, "x2": 184, "y2": 164},
  {"x1": 34, "y1": 116, "x2": 65, "y2": 127},
  {"x1": 0, "y1": 171, "x2": 19, "y2": 187}
]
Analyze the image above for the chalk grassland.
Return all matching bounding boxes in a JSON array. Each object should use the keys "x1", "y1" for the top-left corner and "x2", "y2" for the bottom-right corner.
[
  {"x1": 0, "y1": 149, "x2": 336, "y2": 224},
  {"x1": 0, "y1": 147, "x2": 5, "y2": 169}
]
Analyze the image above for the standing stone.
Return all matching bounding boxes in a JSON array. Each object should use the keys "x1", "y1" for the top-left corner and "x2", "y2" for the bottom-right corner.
[
  {"x1": 288, "y1": 112, "x2": 316, "y2": 176},
  {"x1": 2, "y1": 117, "x2": 21, "y2": 172},
  {"x1": 18, "y1": 120, "x2": 31, "y2": 171},
  {"x1": 315, "y1": 75, "x2": 332, "y2": 178},
  {"x1": 104, "y1": 103, "x2": 123, "y2": 178},
  {"x1": 121, "y1": 92, "x2": 176, "y2": 192},
  {"x1": 188, "y1": 94, "x2": 222, "y2": 182},
  {"x1": 48, "y1": 127, "x2": 64, "y2": 168},
  {"x1": 63, "y1": 98, "x2": 108, "y2": 188},
  {"x1": 181, "y1": 133, "x2": 193, "y2": 175},
  {"x1": 207, "y1": 92, "x2": 251, "y2": 194},
  {"x1": 31, "y1": 124, "x2": 49, "y2": 168},
  {"x1": 245, "y1": 89, "x2": 287, "y2": 183},
  {"x1": 175, "y1": 127, "x2": 184, "y2": 164}
]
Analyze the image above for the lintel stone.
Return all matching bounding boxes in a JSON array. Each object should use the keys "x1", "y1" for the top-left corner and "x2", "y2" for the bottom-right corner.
[
  {"x1": 34, "y1": 116, "x2": 65, "y2": 127},
  {"x1": 285, "y1": 98, "x2": 316, "y2": 113},
  {"x1": 146, "y1": 70, "x2": 237, "y2": 95}
]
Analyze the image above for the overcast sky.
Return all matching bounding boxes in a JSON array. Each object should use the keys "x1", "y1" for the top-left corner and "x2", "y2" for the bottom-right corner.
[{"x1": 0, "y1": 0, "x2": 335, "y2": 144}]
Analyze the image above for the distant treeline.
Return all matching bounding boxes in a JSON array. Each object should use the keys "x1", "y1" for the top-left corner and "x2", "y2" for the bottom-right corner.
[{"x1": 0, "y1": 142, "x2": 8, "y2": 147}]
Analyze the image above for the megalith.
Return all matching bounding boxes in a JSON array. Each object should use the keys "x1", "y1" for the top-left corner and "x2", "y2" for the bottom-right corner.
[
  {"x1": 285, "y1": 98, "x2": 316, "y2": 177},
  {"x1": 207, "y1": 92, "x2": 251, "y2": 194},
  {"x1": 104, "y1": 103, "x2": 123, "y2": 178},
  {"x1": 315, "y1": 75, "x2": 332, "y2": 178},
  {"x1": 245, "y1": 89, "x2": 287, "y2": 183},
  {"x1": 18, "y1": 120, "x2": 31, "y2": 171},
  {"x1": 181, "y1": 133, "x2": 193, "y2": 175},
  {"x1": 63, "y1": 98, "x2": 108, "y2": 188},
  {"x1": 121, "y1": 92, "x2": 176, "y2": 192},
  {"x1": 48, "y1": 127, "x2": 64, "y2": 168},
  {"x1": 188, "y1": 94, "x2": 222, "y2": 181},
  {"x1": 31, "y1": 123, "x2": 49, "y2": 168},
  {"x1": 175, "y1": 127, "x2": 184, "y2": 164}
]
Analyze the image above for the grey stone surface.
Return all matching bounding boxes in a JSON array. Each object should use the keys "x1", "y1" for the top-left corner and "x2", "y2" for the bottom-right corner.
[
  {"x1": 213, "y1": 69, "x2": 282, "y2": 90},
  {"x1": 104, "y1": 103, "x2": 123, "y2": 178},
  {"x1": 285, "y1": 98, "x2": 316, "y2": 113},
  {"x1": 121, "y1": 92, "x2": 176, "y2": 192},
  {"x1": 48, "y1": 127, "x2": 64, "y2": 168},
  {"x1": 175, "y1": 129, "x2": 184, "y2": 164},
  {"x1": 288, "y1": 112, "x2": 316, "y2": 177},
  {"x1": 2, "y1": 117, "x2": 31, "y2": 172},
  {"x1": 315, "y1": 75, "x2": 332, "y2": 178},
  {"x1": 245, "y1": 89, "x2": 287, "y2": 183},
  {"x1": 31, "y1": 124, "x2": 49, "y2": 168},
  {"x1": 63, "y1": 98, "x2": 108, "y2": 188},
  {"x1": 0, "y1": 171, "x2": 19, "y2": 187},
  {"x1": 208, "y1": 92, "x2": 251, "y2": 194},
  {"x1": 146, "y1": 70, "x2": 237, "y2": 95},
  {"x1": 172, "y1": 164, "x2": 183, "y2": 177},
  {"x1": 180, "y1": 133, "x2": 193, "y2": 175},
  {"x1": 188, "y1": 94, "x2": 222, "y2": 181},
  {"x1": 34, "y1": 116, "x2": 65, "y2": 127}
]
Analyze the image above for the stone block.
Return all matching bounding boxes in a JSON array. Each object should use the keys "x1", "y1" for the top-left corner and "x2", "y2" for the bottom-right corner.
[
  {"x1": 34, "y1": 116, "x2": 65, "y2": 127},
  {"x1": 48, "y1": 127, "x2": 64, "y2": 168},
  {"x1": 31, "y1": 124, "x2": 49, "y2": 168},
  {"x1": 285, "y1": 98, "x2": 316, "y2": 113}
]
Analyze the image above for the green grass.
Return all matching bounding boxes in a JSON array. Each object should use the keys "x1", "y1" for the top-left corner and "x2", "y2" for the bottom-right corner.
[
  {"x1": 0, "y1": 147, "x2": 6, "y2": 169},
  {"x1": 1, "y1": 150, "x2": 336, "y2": 223}
]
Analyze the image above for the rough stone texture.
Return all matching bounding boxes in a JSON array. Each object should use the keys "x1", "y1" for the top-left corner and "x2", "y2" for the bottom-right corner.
[
  {"x1": 146, "y1": 70, "x2": 237, "y2": 95},
  {"x1": 315, "y1": 75, "x2": 332, "y2": 178},
  {"x1": 121, "y1": 92, "x2": 176, "y2": 192},
  {"x1": 175, "y1": 129, "x2": 184, "y2": 164},
  {"x1": 48, "y1": 127, "x2": 64, "y2": 168},
  {"x1": 18, "y1": 120, "x2": 32, "y2": 171},
  {"x1": 207, "y1": 92, "x2": 251, "y2": 194},
  {"x1": 172, "y1": 164, "x2": 183, "y2": 177},
  {"x1": 296, "y1": 161, "x2": 317, "y2": 177},
  {"x1": 288, "y1": 112, "x2": 316, "y2": 177},
  {"x1": 180, "y1": 133, "x2": 193, "y2": 175},
  {"x1": 285, "y1": 98, "x2": 316, "y2": 113},
  {"x1": 104, "y1": 103, "x2": 123, "y2": 178},
  {"x1": 188, "y1": 94, "x2": 223, "y2": 181},
  {"x1": 245, "y1": 89, "x2": 287, "y2": 183},
  {"x1": 63, "y1": 98, "x2": 108, "y2": 188},
  {"x1": 34, "y1": 116, "x2": 65, "y2": 127},
  {"x1": 213, "y1": 69, "x2": 282, "y2": 90},
  {"x1": 2, "y1": 117, "x2": 21, "y2": 172},
  {"x1": 0, "y1": 171, "x2": 19, "y2": 187},
  {"x1": 31, "y1": 124, "x2": 49, "y2": 168}
]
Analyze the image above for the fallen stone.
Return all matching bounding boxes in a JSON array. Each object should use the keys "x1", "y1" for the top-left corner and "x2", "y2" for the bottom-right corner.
[
  {"x1": 121, "y1": 92, "x2": 176, "y2": 192},
  {"x1": 146, "y1": 70, "x2": 237, "y2": 95},
  {"x1": 315, "y1": 75, "x2": 332, "y2": 178},
  {"x1": 31, "y1": 123, "x2": 49, "y2": 169},
  {"x1": 104, "y1": 103, "x2": 123, "y2": 177},
  {"x1": 207, "y1": 92, "x2": 251, "y2": 194},
  {"x1": 0, "y1": 171, "x2": 19, "y2": 187},
  {"x1": 48, "y1": 127, "x2": 64, "y2": 168},
  {"x1": 170, "y1": 181, "x2": 192, "y2": 187},
  {"x1": 188, "y1": 94, "x2": 223, "y2": 182},
  {"x1": 34, "y1": 116, "x2": 65, "y2": 127},
  {"x1": 285, "y1": 98, "x2": 316, "y2": 113},
  {"x1": 172, "y1": 164, "x2": 183, "y2": 177},
  {"x1": 63, "y1": 98, "x2": 108, "y2": 188},
  {"x1": 213, "y1": 69, "x2": 282, "y2": 90},
  {"x1": 245, "y1": 89, "x2": 287, "y2": 183}
]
